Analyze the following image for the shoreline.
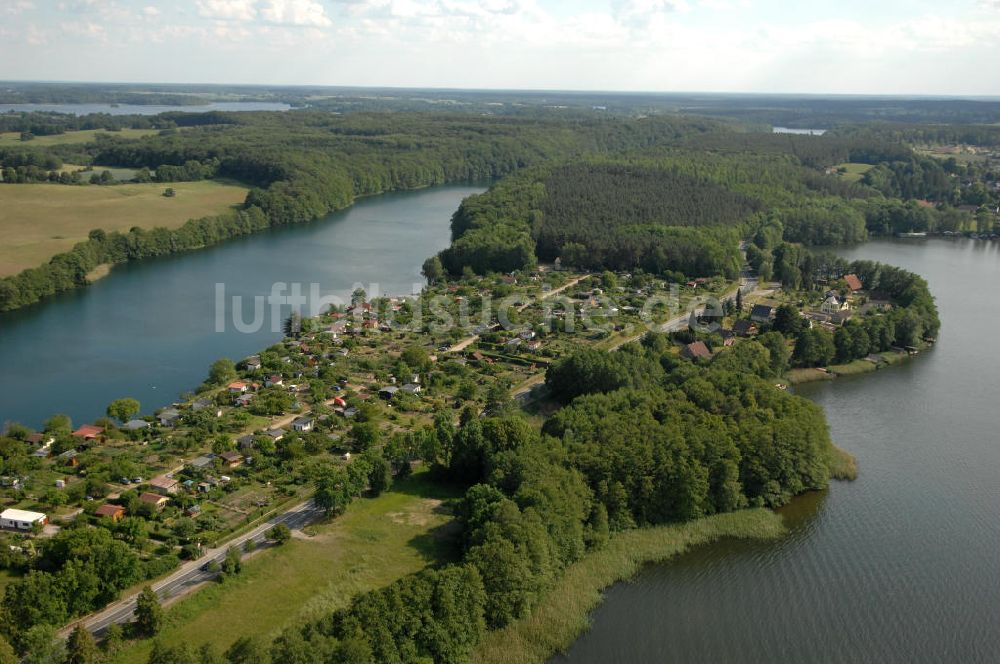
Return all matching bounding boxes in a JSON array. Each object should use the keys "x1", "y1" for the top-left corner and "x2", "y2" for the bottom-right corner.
[
  {"x1": 470, "y1": 509, "x2": 787, "y2": 664},
  {"x1": 85, "y1": 263, "x2": 111, "y2": 282},
  {"x1": 786, "y1": 345, "x2": 927, "y2": 386}
]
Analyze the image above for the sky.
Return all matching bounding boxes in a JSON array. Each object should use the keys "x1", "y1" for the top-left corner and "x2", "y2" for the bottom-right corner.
[{"x1": 1, "y1": 0, "x2": 1000, "y2": 95}]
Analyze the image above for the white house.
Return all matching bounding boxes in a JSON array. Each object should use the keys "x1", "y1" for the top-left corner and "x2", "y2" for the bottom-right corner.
[
  {"x1": 820, "y1": 295, "x2": 850, "y2": 315},
  {"x1": 0, "y1": 508, "x2": 47, "y2": 531},
  {"x1": 292, "y1": 417, "x2": 314, "y2": 433}
]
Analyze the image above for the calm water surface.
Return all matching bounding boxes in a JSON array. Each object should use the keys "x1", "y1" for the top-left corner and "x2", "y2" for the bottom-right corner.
[
  {"x1": 559, "y1": 238, "x2": 1000, "y2": 663},
  {"x1": 0, "y1": 102, "x2": 291, "y2": 115},
  {"x1": 0, "y1": 185, "x2": 482, "y2": 429}
]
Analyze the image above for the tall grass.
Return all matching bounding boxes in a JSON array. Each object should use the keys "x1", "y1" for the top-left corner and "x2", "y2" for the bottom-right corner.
[
  {"x1": 470, "y1": 509, "x2": 786, "y2": 664},
  {"x1": 829, "y1": 445, "x2": 859, "y2": 481}
]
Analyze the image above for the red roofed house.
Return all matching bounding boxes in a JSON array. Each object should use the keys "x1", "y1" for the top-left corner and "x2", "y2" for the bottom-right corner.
[
  {"x1": 228, "y1": 381, "x2": 248, "y2": 394},
  {"x1": 72, "y1": 424, "x2": 103, "y2": 440},
  {"x1": 844, "y1": 274, "x2": 863, "y2": 292},
  {"x1": 139, "y1": 492, "x2": 169, "y2": 510},
  {"x1": 681, "y1": 341, "x2": 713, "y2": 360},
  {"x1": 94, "y1": 504, "x2": 125, "y2": 521}
]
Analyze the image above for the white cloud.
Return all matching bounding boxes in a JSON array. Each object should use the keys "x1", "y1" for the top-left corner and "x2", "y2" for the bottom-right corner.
[
  {"x1": 60, "y1": 20, "x2": 107, "y2": 40},
  {"x1": 24, "y1": 23, "x2": 48, "y2": 45},
  {"x1": 143, "y1": 6, "x2": 161, "y2": 17},
  {"x1": 259, "y1": 0, "x2": 332, "y2": 26},
  {"x1": 197, "y1": 0, "x2": 258, "y2": 21},
  {"x1": 2, "y1": 0, "x2": 35, "y2": 15}
]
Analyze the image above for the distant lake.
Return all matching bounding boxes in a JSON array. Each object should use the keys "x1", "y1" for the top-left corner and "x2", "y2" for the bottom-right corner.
[
  {"x1": 0, "y1": 184, "x2": 484, "y2": 429},
  {"x1": 0, "y1": 102, "x2": 291, "y2": 116},
  {"x1": 772, "y1": 126, "x2": 827, "y2": 135}
]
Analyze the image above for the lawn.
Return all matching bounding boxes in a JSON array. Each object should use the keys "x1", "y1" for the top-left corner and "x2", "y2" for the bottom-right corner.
[
  {"x1": 0, "y1": 180, "x2": 248, "y2": 276},
  {"x1": 111, "y1": 470, "x2": 463, "y2": 663},
  {"x1": 832, "y1": 162, "x2": 874, "y2": 183},
  {"x1": 0, "y1": 128, "x2": 159, "y2": 147}
]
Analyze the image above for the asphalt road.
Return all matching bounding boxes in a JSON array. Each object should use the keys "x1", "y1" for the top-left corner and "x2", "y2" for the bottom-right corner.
[{"x1": 75, "y1": 498, "x2": 325, "y2": 637}]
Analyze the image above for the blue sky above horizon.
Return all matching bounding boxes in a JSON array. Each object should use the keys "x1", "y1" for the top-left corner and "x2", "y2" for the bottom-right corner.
[{"x1": 2, "y1": 0, "x2": 999, "y2": 95}]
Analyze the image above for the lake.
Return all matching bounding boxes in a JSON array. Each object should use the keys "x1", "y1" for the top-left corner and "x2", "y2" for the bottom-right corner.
[
  {"x1": 0, "y1": 102, "x2": 291, "y2": 116},
  {"x1": 558, "y1": 238, "x2": 1000, "y2": 663},
  {"x1": 773, "y1": 126, "x2": 827, "y2": 135},
  {"x1": 0, "y1": 184, "x2": 484, "y2": 429}
]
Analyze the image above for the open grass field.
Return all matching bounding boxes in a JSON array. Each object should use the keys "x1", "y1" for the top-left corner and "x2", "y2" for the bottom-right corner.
[
  {"x1": 832, "y1": 162, "x2": 874, "y2": 183},
  {"x1": 470, "y1": 509, "x2": 787, "y2": 664},
  {"x1": 0, "y1": 180, "x2": 248, "y2": 276},
  {"x1": 0, "y1": 128, "x2": 159, "y2": 147},
  {"x1": 111, "y1": 470, "x2": 463, "y2": 663}
]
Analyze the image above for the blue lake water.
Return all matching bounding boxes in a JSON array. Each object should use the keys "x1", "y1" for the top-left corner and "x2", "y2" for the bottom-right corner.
[{"x1": 0, "y1": 185, "x2": 483, "y2": 429}]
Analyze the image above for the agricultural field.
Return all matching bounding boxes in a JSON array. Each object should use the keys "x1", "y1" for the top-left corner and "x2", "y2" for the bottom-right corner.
[
  {"x1": 0, "y1": 180, "x2": 248, "y2": 276},
  {"x1": 0, "y1": 128, "x2": 159, "y2": 147}
]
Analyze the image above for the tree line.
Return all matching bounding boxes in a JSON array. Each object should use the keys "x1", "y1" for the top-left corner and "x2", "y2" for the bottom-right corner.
[{"x1": 0, "y1": 111, "x2": 720, "y2": 312}]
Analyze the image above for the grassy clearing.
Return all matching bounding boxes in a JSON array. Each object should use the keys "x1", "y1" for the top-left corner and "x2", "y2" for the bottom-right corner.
[
  {"x1": 832, "y1": 162, "x2": 873, "y2": 183},
  {"x1": 111, "y1": 470, "x2": 462, "y2": 664},
  {"x1": 60, "y1": 164, "x2": 139, "y2": 182},
  {"x1": 470, "y1": 509, "x2": 786, "y2": 664},
  {"x1": 0, "y1": 128, "x2": 158, "y2": 147},
  {"x1": 0, "y1": 180, "x2": 248, "y2": 276},
  {"x1": 785, "y1": 367, "x2": 834, "y2": 385}
]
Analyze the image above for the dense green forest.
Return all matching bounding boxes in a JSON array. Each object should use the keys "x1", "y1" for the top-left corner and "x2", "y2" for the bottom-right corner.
[
  {"x1": 436, "y1": 125, "x2": 998, "y2": 279},
  {"x1": 207, "y1": 338, "x2": 836, "y2": 664},
  {"x1": 0, "y1": 111, "x2": 726, "y2": 311},
  {"x1": 438, "y1": 147, "x2": 879, "y2": 278}
]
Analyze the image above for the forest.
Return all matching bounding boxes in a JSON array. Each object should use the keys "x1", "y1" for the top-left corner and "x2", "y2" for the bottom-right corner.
[{"x1": 437, "y1": 146, "x2": 879, "y2": 278}]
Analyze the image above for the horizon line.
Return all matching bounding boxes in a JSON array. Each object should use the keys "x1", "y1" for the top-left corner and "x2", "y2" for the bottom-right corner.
[{"x1": 2, "y1": 79, "x2": 1000, "y2": 101}]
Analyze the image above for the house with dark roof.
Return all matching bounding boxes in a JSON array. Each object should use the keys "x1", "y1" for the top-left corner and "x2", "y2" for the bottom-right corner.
[
  {"x1": 189, "y1": 455, "x2": 214, "y2": 470},
  {"x1": 292, "y1": 417, "x2": 314, "y2": 432},
  {"x1": 732, "y1": 319, "x2": 757, "y2": 337},
  {"x1": 158, "y1": 409, "x2": 181, "y2": 427},
  {"x1": 749, "y1": 304, "x2": 774, "y2": 324},
  {"x1": 220, "y1": 451, "x2": 244, "y2": 468}
]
